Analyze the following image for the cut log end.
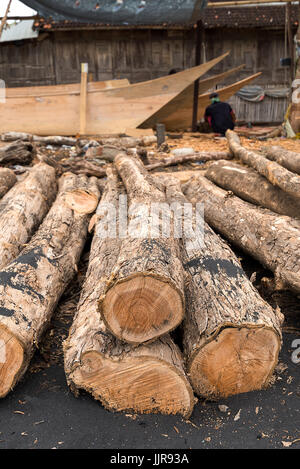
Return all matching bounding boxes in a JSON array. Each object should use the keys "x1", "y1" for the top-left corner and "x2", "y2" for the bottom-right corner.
[
  {"x1": 65, "y1": 189, "x2": 99, "y2": 215},
  {"x1": 70, "y1": 352, "x2": 194, "y2": 417},
  {"x1": 0, "y1": 326, "x2": 24, "y2": 398},
  {"x1": 188, "y1": 327, "x2": 280, "y2": 399},
  {"x1": 101, "y1": 274, "x2": 184, "y2": 343}
]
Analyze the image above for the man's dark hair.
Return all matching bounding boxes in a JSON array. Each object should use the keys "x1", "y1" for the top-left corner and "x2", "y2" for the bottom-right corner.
[
  {"x1": 168, "y1": 68, "x2": 180, "y2": 75},
  {"x1": 209, "y1": 92, "x2": 219, "y2": 99}
]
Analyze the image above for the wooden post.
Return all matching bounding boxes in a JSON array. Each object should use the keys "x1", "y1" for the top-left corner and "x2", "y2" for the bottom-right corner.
[
  {"x1": 0, "y1": 0, "x2": 12, "y2": 39},
  {"x1": 156, "y1": 123, "x2": 166, "y2": 147},
  {"x1": 286, "y1": 2, "x2": 295, "y2": 83},
  {"x1": 192, "y1": 21, "x2": 204, "y2": 132},
  {"x1": 80, "y1": 63, "x2": 88, "y2": 136}
]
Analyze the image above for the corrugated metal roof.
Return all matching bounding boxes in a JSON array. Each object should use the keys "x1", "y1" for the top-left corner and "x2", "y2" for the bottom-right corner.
[
  {"x1": 0, "y1": 19, "x2": 38, "y2": 43},
  {"x1": 22, "y1": 0, "x2": 207, "y2": 25}
]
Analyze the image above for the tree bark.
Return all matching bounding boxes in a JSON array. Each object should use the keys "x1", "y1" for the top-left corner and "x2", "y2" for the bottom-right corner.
[
  {"x1": 97, "y1": 153, "x2": 185, "y2": 344},
  {"x1": 0, "y1": 141, "x2": 33, "y2": 165},
  {"x1": 0, "y1": 168, "x2": 17, "y2": 199},
  {"x1": 206, "y1": 160, "x2": 300, "y2": 219},
  {"x1": 145, "y1": 151, "x2": 231, "y2": 171},
  {"x1": 157, "y1": 174, "x2": 282, "y2": 399},
  {"x1": 1, "y1": 132, "x2": 78, "y2": 146},
  {"x1": 64, "y1": 169, "x2": 194, "y2": 417},
  {"x1": 262, "y1": 145, "x2": 300, "y2": 175},
  {"x1": 0, "y1": 173, "x2": 100, "y2": 398},
  {"x1": 0, "y1": 163, "x2": 57, "y2": 269},
  {"x1": 99, "y1": 136, "x2": 157, "y2": 148},
  {"x1": 226, "y1": 130, "x2": 300, "y2": 199},
  {"x1": 183, "y1": 175, "x2": 300, "y2": 294},
  {"x1": 60, "y1": 159, "x2": 106, "y2": 178}
]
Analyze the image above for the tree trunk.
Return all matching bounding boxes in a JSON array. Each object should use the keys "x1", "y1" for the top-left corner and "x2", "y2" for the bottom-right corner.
[
  {"x1": 1, "y1": 132, "x2": 78, "y2": 146},
  {"x1": 0, "y1": 163, "x2": 57, "y2": 269},
  {"x1": 226, "y1": 130, "x2": 300, "y2": 199},
  {"x1": 206, "y1": 160, "x2": 300, "y2": 219},
  {"x1": 99, "y1": 136, "x2": 157, "y2": 148},
  {"x1": 183, "y1": 175, "x2": 300, "y2": 294},
  {"x1": 97, "y1": 153, "x2": 185, "y2": 344},
  {"x1": 158, "y1": 174, "x2": 282, "y2": 399},
  {"x1": 64, "y1": 169, "x2": 194, "y2": 417},
  {"x1": 145, "y1": 151, "x2": 231, "y2": 171},
  {"x1": 0, "y1": 141, "x2": 33, "y2": 165},
  {"x1": 0, "y1": 168, "x2": 17, "y2": 199},
  {"x1": 262, "y1": 145, "x2": 300, "y2": 175},
  {"x1": 60, "y1": 159, "x2": 106, "y2": 178},
  {"x1": 0, "y1": 173, "x2": 100, "y2": 398}
]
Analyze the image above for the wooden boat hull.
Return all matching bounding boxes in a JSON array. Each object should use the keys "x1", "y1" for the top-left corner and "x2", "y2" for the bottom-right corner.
[
  {"x1": 140, "y1": 71, "x2": 261, "y2": 131},
  {"x1": 0, "y1": 53, "x2": 228, "y2": 136}
]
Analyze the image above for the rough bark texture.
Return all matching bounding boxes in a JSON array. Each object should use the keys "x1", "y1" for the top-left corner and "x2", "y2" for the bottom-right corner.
[
  {"x1": 0, "y1": 141, "x2": 33, "y2": 165},
  {"x1": 226, "y1": 130, "x2": 300, "y2": 199},
  {"x1": 157, "y1": 174, "x2": 282, "y2": 399},
  {"x1": 0, "y1": 173, "x2": 100, "y2": 398},
  {"x1": 99, "y1": 136, "x2": 157, "y2": 148},
  {"x1": 183, "y1": 175, "x2": 300, "y2": 294},
  {"x1": 145, "y1": 151, "x2": 231, "y2": 171},
  {"x1": 206, "y1": 160, "x2": 300, "y2": 219},
  {"x1": 0, "y1": 168, "x2": 17, "y2": 199},
  {"x1": 1, "y1": 132, "x2": 78, "y2": 146},
  {"x1": 262, "y1": 145, "x2": 300, "y2": 175},
  {"x1": 0, "y1": 163, "x2": 57, "y2": 269},
  {"x1": 98, "y1": 153, "x2": 185, "y2": 344},
  {"x1": 60, "y1": 159, "x2": 106, "y2": 178},
  {"x1": 64, "y1": 169, "x2": 194, "y2": 417}
]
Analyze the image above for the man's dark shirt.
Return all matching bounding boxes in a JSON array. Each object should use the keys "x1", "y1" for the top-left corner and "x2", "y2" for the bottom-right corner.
[{"x1": 204, "y1": 101, "x2": 235, "y2": 135}]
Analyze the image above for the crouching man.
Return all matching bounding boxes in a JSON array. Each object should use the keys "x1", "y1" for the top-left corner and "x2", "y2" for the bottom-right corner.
[{"x1": 204, "y1": 92, "x2": 236, "y2": 136}]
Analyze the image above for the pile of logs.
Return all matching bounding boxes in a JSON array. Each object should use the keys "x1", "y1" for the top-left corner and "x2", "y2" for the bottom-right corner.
[{"x1": 0, "y1": 130, "x2": 298, "y2": 418}]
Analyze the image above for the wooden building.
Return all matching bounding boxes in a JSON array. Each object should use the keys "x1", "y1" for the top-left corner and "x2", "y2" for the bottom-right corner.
[{"x1": 0, "y1": 1, "x2": 298, "y2": 124}]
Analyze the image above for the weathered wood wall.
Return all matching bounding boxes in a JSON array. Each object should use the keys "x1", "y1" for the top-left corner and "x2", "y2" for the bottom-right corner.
[{"x1": 0, "y1": 27, "x2": 294, "y2": 123}]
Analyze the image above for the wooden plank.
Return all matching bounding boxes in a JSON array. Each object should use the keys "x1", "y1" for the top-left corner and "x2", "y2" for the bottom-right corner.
[
  {"x1": 5, "y1": 79, "x2": 130, "y2": 98},
  {"x1": 80, "y1": 63, "x2": 88, "y2": 135},
  {"x1": 140, "y1": 64, "x2": 245, "y2": 129},
  {"x1": 0, "y1": 53, "x2": 228, "y2": 136},
  {"x1": 141, "y1": 71, "x2": 261, "y2": 131}
]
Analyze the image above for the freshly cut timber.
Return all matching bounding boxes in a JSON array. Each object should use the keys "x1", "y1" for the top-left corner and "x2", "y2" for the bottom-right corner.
[
  {"x1": 98, "y1": 153, "x2": 185, "y2": 344},
  {"x1": 0, "y1": 141, "x2": 33, "y2": 165},
  {"x1": 0, "y1": 173, "x2": 100, "y2": 398},
  {"x1": 262, "y1": 145, "x2": 300, "y2": 175},
  {"x1": 183, "y1": 175, "x2": 300, "y2": 294},
  {"x1": 145, "y1": 151, "x2": 231, "y2": 171},
  {"x1": 0, "y1": 163, "x2": 57, "y2": 269},
  {"x1": 206, "y1": 160, "x2": 300, "y2": 218},
  {"x1": 64, "y1": 169, "x2": 194, "y2": 417},
  {"x1": 0, "y1": 53, "x2": 228, "y2": 135},
  {"x1": 0, "y1": 168, "x2": 17, "y2": 199},
  {"x1": 226, "y1": 130, "x2": 300, "y2": 200},
  {"x1": 159, "y1": 175, "x2": 282, "y2": 399},
  {"x1": 141, "y1": 72, "x2": 261, "y2": 130}
]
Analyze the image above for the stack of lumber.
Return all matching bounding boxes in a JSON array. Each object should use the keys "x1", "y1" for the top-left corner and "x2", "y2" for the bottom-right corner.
[
  {"x1": 64, "y1": 168, "x2": 194, "y2": 417},
  {"x1": 183, "y1": 130, "x2": 300, "y2": 294},
  {"x1": 63, "y1": 150, "x2": 286, "y2": 414},
  {"x1": 0, "y1": 130, "x2": 298, "y2": 418},
  {"x1": 0, "y1": 170, "x2": 100, "y2": 397}
]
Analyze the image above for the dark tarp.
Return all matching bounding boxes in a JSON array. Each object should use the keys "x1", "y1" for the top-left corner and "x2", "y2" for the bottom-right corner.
[{"x1": 22, "y1": 0, "x2": 207, "y2": 25}]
